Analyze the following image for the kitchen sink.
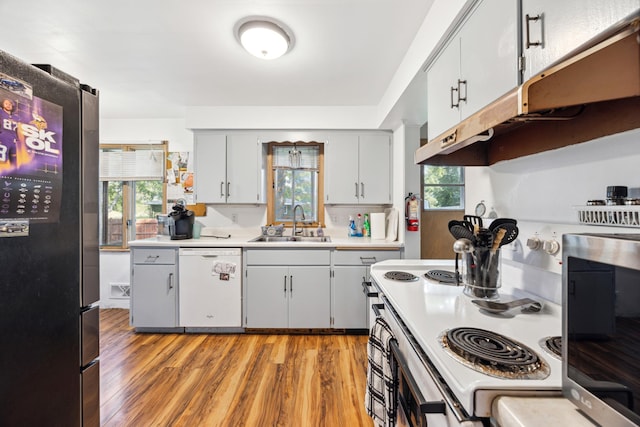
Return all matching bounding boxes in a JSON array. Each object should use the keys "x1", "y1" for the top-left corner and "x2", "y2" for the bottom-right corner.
[{"x1": 250, "y1": 235, "x2": 331, "y2": 243}]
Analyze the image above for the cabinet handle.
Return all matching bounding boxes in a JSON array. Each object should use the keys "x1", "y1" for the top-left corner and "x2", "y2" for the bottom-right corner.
[
  {"x1": 457, "y1": 79, "x2": 467, "y2": 103},
  {"x1": 290, "y1": 275, "x2": 293, "y2": 293},
  {"x1": 525, "y1": 14, "x2": 542, "y2": 49},
  {"x1": 355, "y1": 182, "x2": 359, "y2": 198},
  {"x1": 360, "y1": 256, "x2": 377, "y2": 265},
  {"x1": 360, "y1": 182, "x2": 365, "y2": 199},
  {"x1": 220, "y1": 181, "x2": 225, "y2": 198},
  {"x1": 168, "y1": 273, "x2": 174, "y2": 289},
  {"x1": 145, "y1": 255, "x2": 160, "y2": 263},
  {"x1": 450, "y1": 86, "x2": 459, "y2": 109},
  {"x1": 284, "y1": 276, "x2": 287, "y2": 295},
  {"x1": 227, "y1": 182, "x2": 231, "y2": 198}
]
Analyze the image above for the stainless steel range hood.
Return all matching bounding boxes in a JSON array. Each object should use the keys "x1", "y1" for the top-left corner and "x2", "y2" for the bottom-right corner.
[{"x1": 416, "y1": 16, "x2": 640, "y2": 166}]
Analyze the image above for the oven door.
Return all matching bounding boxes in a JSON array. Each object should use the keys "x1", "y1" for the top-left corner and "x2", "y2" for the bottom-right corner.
[
  {"x1": 373, "y1": 297, "x2": 484, "y2": 427},
  {"x1": 392, "y1": 340, "x2": 444, "y2": 427}
]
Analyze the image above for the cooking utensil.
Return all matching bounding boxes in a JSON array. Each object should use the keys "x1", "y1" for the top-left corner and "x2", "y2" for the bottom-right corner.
[
  {"x1": 493, "y1": 223, "x2": 519, "y2": 247},
  {"x1": 450, "y1": 224, "x2": 475, "y2": 241},
  {"x1": 463, "y1": 215, "x2": 483, "y2": 228},
  {"x1": 488, "y1": 217, "x2": 517, "y2": 231},
  {"x1": 448, "y1": 219, "x2": 474, "y2": 233},
  {"x1": 472, "y1": 298, "x2": 542, "y2": 313},
  {"x1": 491, "y1": 228, "x2": 506, "y2": 252},
  {"x1": 453, "y1": 238, "x2": 474, "y2": 254}
]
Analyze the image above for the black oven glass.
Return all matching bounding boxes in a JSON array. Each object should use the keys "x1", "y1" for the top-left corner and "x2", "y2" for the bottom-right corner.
[{"x1": 567, "y1": 257, "x2": 640, "y2": 424}]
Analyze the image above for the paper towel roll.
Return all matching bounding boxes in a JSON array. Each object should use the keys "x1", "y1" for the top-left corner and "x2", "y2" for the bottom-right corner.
[{"x1": 370, "y1": 213, "x2": 386, "y2": 240}]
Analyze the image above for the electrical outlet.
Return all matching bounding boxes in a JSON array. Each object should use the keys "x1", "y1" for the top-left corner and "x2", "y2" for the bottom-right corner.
[{"x1": 231, "y1": 213, "x2": 238, "y2": 223}]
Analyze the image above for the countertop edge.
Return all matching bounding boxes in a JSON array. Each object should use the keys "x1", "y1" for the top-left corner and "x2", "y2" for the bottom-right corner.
[
  {"x1": 492, "y1": 397, "x2": 596, "y2": 427},
  {"x1": 127, "y1": 236, "x2": 404, "y2": 249}
]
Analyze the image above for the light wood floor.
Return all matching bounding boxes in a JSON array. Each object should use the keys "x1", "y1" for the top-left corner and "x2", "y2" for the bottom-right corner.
[{"x1": 99, "y1": 309, "x2": 374, "y2": 427}]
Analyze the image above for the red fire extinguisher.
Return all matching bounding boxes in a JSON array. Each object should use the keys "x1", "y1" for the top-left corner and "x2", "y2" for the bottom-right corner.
[{"x1": 405, "y1": 193, "x2": 420, "y2": 231}]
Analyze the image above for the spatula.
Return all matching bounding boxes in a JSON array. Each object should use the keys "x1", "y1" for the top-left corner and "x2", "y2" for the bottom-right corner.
[{"x1": 472, "y1": 298, "x2": 542, "y2": 313}]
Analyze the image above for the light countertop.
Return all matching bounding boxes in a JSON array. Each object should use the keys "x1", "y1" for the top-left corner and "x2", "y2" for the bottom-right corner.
[
  {"x1": 129, "y1": 232, "x2": 404, "y2": 249},
  {"x1": 492, "y1": 397, "x2": 596, "y2": 426}
]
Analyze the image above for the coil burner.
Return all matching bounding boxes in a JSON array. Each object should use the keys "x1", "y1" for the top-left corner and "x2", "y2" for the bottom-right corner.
[
  {"x1": 540, "y1": 336, "x2": 562, "y2": 360},
  {"x1": 383, "y1": 271, "x2": 419, "y2": 282},
  {"x1": 425, "y1": 269, "x2": 458, "y2": 285},
  {"x1": 440, "y1": 327, "x2": 550, "y2": 380}
]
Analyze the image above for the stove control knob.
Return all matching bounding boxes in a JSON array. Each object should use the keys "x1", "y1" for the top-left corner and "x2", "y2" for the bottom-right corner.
[
  {"x1": 543, "y1": 239, "x2": 560, "y2": 255},
  {"x1": 526, "y1": 236, "x2": 541, "y2": 250}
]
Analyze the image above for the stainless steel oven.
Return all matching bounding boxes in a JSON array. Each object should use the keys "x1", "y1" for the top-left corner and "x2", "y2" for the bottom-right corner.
[{"x1": 563, "y1": 233, "x2": 640, "y2": 427}]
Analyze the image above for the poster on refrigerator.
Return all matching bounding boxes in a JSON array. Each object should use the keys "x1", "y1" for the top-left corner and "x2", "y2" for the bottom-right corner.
[{"x1": 0, "y1": 72, "x2": 63, "y2": 225}]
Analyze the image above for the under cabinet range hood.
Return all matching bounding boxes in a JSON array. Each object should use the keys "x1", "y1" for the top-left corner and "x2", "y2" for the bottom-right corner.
[{"x1": 416, "y1": 14, "x2": 640, "y2": 166}]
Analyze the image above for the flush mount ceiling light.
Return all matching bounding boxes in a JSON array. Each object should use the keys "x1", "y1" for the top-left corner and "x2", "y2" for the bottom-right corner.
[{"x1": 235, "y1": 17, "x2": 294, "y2": 60}]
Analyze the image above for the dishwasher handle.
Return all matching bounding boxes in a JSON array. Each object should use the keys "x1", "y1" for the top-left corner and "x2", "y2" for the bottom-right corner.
[{"x1": 179, "y1": 248, "x2": 241, "y2": 257}]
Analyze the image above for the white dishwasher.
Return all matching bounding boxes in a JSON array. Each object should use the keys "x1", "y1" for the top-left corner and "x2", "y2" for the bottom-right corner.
[{"x1": 178, "y1": 248, "x2": 242, "y2": 331}]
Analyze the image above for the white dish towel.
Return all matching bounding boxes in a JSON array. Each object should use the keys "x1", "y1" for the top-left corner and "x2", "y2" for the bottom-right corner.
[{"x1": 365, "y1": 316, "x2": 397, "y2": 427}]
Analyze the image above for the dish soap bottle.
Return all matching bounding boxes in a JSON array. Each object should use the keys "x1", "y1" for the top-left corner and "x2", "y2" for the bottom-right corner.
[
  {"x1": 363, "y1": 213, "x2": 370, "y2": 237},
  {"x1": 348, "y1": 216, "x2": 357, "y2": 237},
  {"x1": 356, "y1": 213, "x2": 363, "y2": 237}
]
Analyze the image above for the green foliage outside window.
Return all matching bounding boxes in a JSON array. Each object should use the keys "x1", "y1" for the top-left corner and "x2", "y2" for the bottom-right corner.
[{"x1": 423, "y1": 166, "x2": 464, "y2": 209}]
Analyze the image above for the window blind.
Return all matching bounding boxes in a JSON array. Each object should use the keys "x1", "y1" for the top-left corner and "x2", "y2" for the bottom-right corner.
[
  {"x1": 272, "y1": 145, "x2": 319, "y2": 170},
  {"x1": 99, "y1": 149, "x2": 164, "y2": 181}
]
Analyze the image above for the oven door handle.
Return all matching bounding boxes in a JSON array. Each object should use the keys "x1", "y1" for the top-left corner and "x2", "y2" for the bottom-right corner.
[
  {"x1": 390, "y1": 340, "x2": 447, "y2": 416},
  {"x1": 372, "y1": 303, "x2": 385, "y2": 317},
  {"x1": 362, "y1": 280, "x2": 379, "y2": 297}
]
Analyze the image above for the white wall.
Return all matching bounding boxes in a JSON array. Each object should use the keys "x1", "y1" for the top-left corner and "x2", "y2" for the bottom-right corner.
[
  {"x1": 393, "y1": 122, "x2": 422, "y2": 259},
  {"x1": 465, "y1": 128, "x2": 640, "y2": 304},
  {"x1": 101, "y1": 118, "x2": 193, "y2": 151}
]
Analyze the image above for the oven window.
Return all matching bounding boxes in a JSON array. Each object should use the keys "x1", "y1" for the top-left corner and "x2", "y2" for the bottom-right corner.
[{"x1": 567, "y1": 257, "x2": 640, "y2": 424}]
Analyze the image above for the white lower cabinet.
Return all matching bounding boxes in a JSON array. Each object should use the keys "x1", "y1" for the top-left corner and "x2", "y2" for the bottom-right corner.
[
  {"x1": 244, "y1": 249, "x2": 331, "y2": 328},
  {"x1": 130, "y1": 248, "x2": 178, "y2": 329},
  {"x1": 331, "y1": 250, "x2": 402, "y2": 329}
]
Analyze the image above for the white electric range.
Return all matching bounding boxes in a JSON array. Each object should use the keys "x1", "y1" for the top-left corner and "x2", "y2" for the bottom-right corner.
[{"x1": 369, "y1": 259, "x2": 562, "y2": 426}]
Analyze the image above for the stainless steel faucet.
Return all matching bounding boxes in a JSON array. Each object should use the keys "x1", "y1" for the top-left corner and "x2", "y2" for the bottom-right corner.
[{"x1": 292, "y1": 204, "x2": 305, "y2": 237}]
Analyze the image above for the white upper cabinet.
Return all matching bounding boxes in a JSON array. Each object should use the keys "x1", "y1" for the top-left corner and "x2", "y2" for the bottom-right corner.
[
  {"x1": 522, "y1": 0, "x2": 639, "y2": 81},
  {"x1": 325, "y1": 133, "x2": 392, "y2": 205},
  {"x1": 194, "y1": 132, "x2": 263, "y2": 204},
  {"x1": 427, "y1": 0, "x2": 518, "y2": 140},
  {"x1": 359, "y1": 134, "x2": 393, "y2": 205}
]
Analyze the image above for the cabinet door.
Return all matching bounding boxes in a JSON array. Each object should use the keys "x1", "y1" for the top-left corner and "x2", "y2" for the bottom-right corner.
[
  {"x1": 333, "y1": 266, "x2": 368, "y2": 329},
  {"x1": 522, "y1": 0, "x2": 639, "y2": 81},
  {"x1": 288, "y1": 266, "x2": 331, "y2": 328},
  {"x1": 194, "y1": 132, "x2": 226, "y2": 203},
  {"x1": 426, "y1": 37, "x2": 461, "y2": 139},
  {"x1": 131, "y1": 264, "x2": 177, "y2": 328},
  {"x1": 459, "y1": 0, "x2": 518, "y2": 119},
  {"x1": 245, "y1": 266, "x2": 288, "y2": 328},
  {"x1": 226, "y1": 134, "x2": 262, "y2": 203},
  {"x1": 359, "y1": 134, "x2": 391, "y2": 204},
  {"x1": 325, "y1": 134, "x2": 360, "y2": 204}
]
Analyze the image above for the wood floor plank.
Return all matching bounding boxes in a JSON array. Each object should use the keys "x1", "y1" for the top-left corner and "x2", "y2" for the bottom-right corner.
[{"x1": 99, "y1": 308, "x2": 373, "y2": 427}]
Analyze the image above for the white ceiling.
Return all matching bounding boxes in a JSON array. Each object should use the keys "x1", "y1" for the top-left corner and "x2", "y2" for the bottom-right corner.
[{"x1": 1, "y1": 0, "x2": 436, "y2": 122}]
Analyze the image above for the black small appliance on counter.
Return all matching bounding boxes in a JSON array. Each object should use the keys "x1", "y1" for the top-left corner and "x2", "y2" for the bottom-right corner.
[{"x1": 168, "y1": 200, "x2": 194, "y2": 240}]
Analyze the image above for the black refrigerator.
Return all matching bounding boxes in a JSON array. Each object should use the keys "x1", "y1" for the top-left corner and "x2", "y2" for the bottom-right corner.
[{"x1": 0, "y1": 49, "x2": 100, "y2": 426}]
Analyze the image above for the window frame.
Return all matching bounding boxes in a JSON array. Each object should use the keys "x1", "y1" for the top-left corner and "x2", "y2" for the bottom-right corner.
[
  {"x1": 421, "y1": 165, "x2": 465, "y2": 211},
  {"x1": 266, "y1": 141, "x2": 325, "y2": 228},
  {"x1": 99, "y1": 141, "x2": 168, "y2": 251}
]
